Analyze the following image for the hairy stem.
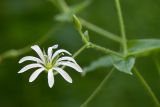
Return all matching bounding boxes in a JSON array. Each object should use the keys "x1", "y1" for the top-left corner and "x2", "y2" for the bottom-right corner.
[
  {"x1": 115, "y1": 0, "x2": 128, "y2": 55},
  {"x1": 133, "y1": 67, "x2": 160, "y2": 107},
  {"x1": 80, "y1": 18, "x2": 122, "y2": 43},
  {"x1": 80, "y1": 68, "x2": 115, "y2": 107}
]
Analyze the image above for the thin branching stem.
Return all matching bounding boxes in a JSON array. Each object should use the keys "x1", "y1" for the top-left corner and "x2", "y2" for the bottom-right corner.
[
  {"x1": 52, "y1": 0, "x2": 122, "y2": 44},
  {"x1": 80, "y1": 18, "x2": 122, "y2": 43},
  {"x1": 52, "y1": 0, "x2": 70, "y2": 13},
  {"x1": 73, "y1": 44, "x2": 88, "y2": 58},
  {"x1": 153, "y1": 57, "x2": 160, "y2": 76},
  {"x1": 59, "y1": 0, "x2": 70, "y2": 12},
  {"x1": 115, "y1": 0, "x2": 128, "y2": 55},
  {"x1": 133, "y1": 67, "x2": 160, "y2": 107},
  {"x1": 79, "y1": 29, "x2": 89, "y2": 44},
  {"x1": 80, "y1": 68, "x2": 115, "y2": 107},
  {"x1": 90, "y1": 43, "x2": 123, "y2": 58}
]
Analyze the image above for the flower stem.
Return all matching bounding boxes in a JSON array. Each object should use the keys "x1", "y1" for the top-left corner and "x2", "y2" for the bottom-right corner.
[
  {"x1": 80, "y1": 18, "x2": 122, "y2": 43},
  {"x1": 73, "y1": 44, "x2": 88, "y2": 58},
  {"x1": 90, "y1": 43, "x2": 123, "y2": 58},
  {"x1": 133, "y1": 67, "x2": 160, "y2": 107},
  {"x1": 115, "y1": 0, "x2": 128, "y2": 55},
  {"x1": 80, "y1": 68, "x2": 115, "y2": 107}
]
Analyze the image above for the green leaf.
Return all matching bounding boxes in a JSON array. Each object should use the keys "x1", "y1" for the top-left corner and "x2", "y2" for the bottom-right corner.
[
  {"x1": 128, "y1": 39, "x2": 160, "y2": 56},
  {"x1": 112, "y1": 55, "x2": 135, "y2": 75},
  {"x1": 82, "y1": 55, "x2": 113, "y2": 76},
  {"x1": 82, "y1": 55, "x2": 136, "y2": 75}
]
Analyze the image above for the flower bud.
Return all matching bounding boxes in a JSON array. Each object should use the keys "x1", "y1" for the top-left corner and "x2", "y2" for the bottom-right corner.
[{"x1": 73, "y1": 15, "x2": 82, "y2": 31}]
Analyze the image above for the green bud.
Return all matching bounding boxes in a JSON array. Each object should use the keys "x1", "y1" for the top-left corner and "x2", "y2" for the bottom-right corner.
[{"x1": 72, "y1": 15, "x2": 82, "y2": 31}]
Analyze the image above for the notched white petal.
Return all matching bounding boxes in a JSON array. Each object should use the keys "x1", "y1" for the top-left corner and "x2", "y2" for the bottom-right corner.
[
  {"x1": 47, "y1": 45, "x2": 58, "y2": 62},
  {"x1": 31, "y1": 45, "x2": 45, "y2": 62},
  {"x1": 18, "y1": 44, "x2": 80, "y2": 88},
  {"x1": 56, "y1": 56, "x2": 77, "y2": 64},
  {"x1": 56, "y1": 61, "x2": 83, "y2": 72},
  {"x1": 53, "y1": 67, "x2": 72, "y2": 83},
  {"x1": 51, "y1": 49, "x2": 72, "y2": 61},
  {"x1": 52, "y1": 44, "x2": 58, "y2": 49},
  {"x1": 48, "y1": 69, "x2": 54, "y2": 88},
  {"x1": 29, "y1": 68, "x2": 44, "y2": 82},
  {"x1": 19, "y1": 56, "x2": 43, "y2": 64},
  {"x1": 48, "y1": 47, "x2": 53, "y2": 62},
  {"x1": 18, "y1": 64, "x2": 43, "y2": 73}
]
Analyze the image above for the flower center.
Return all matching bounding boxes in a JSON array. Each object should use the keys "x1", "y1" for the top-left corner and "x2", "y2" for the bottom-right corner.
[
  {"x1": 46, "y1": 63, "x2": 53, "y2": 70},
  {"x1": 45, "y1": 54, "x2": 61, "y2": 71}
]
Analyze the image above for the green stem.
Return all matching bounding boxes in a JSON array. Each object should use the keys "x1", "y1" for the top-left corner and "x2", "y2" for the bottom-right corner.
[
  {"x1": 153, "y1": 57, "x2": 160, "y2": 76},
  {"x1": 52, "y1": 0, "x2": 70, "y2": 13},
  {"x1": 115, "y1": 0, "x2": 128, "y2": 55},
  {"x1": 91, "y1": 43, "x2": 123, "y2": 58},
  {"x1": 0, "y1": 24, "x2": 63, "y2": 63},
  {"x1": 133, "y1": 67, "x2": 160, "y2": 107},
  {"x1": 59, "y1": 0, "x2": 70, "y2": 12},
  {"x1": 79, "y1": 30, "x2": 89, "y2": 44},
  {"x1": 80, "y1": 18, "x2": 122, "y2": 43},
  {"x1": 80, "y1": 68, "x2": 115, "y2": 107},
  {"x1": 73, "y1": 44, "x2": 88, "y2": 58},
  {"x1": 51, "y1": 0, "x2": 122, "y2": 44},
  {"x1": 54, "y1": 44, "x2": 87, "y2": 75}
]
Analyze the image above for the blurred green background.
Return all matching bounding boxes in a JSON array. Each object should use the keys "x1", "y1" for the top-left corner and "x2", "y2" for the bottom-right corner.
[{"x1": 0, "y1": 0, "x2": 160, "y2": 107}]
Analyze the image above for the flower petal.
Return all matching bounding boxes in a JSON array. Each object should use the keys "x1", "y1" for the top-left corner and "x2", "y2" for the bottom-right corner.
[
  {"x1": 48, "y1": 69, "x2": 54, "y2": 88},
  {"x1": 29, "y1": 68, "x2": 44, "y2": 82},
  {"x1": 19, "y1": 56, "x2": 43, "y2": 64},
  {"x1": 51, "y1": 49, "x2": 72, "y2": 61},
  {"x1": 31, "y1": 45, "x2": 45, "y2": 63},
  {"x1": 18, "y1": 64, "x2": 43, "y2": 73},
  {"x1": 56, "y1": 61, "x2": 82, "y2": 72},
  {"x1": 56, "y1": 56, "x2": 77, "y2": 64},
  {"x1": 48, "y1": 45, "x2": 59, "y2": 62},
  {"x1": 53, "y1": 67, "x2": 72, "y2": 83}
]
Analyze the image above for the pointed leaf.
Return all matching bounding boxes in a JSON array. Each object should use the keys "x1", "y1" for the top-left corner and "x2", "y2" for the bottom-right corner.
[
  {"x1": 82, "y1": 55, "x2": 113, "y2": 75},
  {"x1": 128, "y1": 39, "x2": 160, "y2": 56},
  {"x1": 112, "y1": 55, "x2": 135, "y2": 75}
]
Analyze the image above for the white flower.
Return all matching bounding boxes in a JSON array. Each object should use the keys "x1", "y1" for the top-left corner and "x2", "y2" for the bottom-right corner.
[{"x1": 18, "y1": 44, "x2": 82, "y2": 88}]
